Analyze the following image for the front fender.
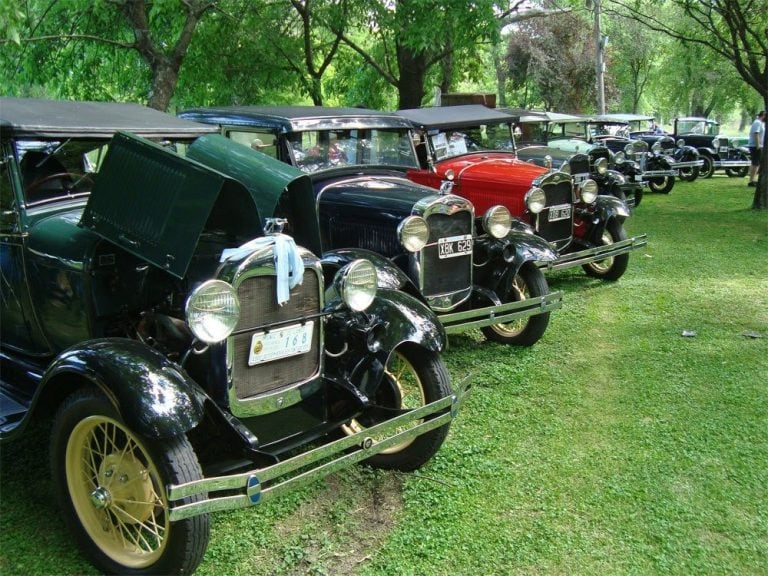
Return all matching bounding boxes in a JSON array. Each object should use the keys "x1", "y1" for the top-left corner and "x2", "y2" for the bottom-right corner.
[
  {"x1": 322, "y1": 248, "x2": 415, "y2": 292},
  {"x1": 578, "y1": 196, "x2": 630, "y2": 236},
  {"x1": 42, "y1": 338, "x2": 206, "y2": 438}
]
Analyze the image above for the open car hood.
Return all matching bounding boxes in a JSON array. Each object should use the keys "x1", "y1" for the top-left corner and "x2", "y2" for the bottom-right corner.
[{"x1": 80, "y1": 132, "x2": 319, "y2": 278}]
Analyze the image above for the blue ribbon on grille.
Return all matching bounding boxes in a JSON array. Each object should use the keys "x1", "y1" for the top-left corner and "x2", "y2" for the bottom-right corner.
[{"x1": 220, "y1": 234, "x2": 304, "y2": 305}]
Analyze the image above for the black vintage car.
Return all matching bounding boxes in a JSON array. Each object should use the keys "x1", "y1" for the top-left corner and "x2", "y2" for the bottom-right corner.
[
  {"x1": 672, "y1": 117, "x2": 751, "y2": 178},
  {"x1": 0, "y1": 98, "x2": 467, "y2": 575},
  {"x1": 179, "y1": 106, "x2": 562, "y2": 347},
  {"x1": 395, "y1": 105, "x2": 647, "y2": 283},
  {"x1": 594, "y1": 113, "x2": 704, "y2": 182},
  {"x1": 511, "y1": 110, "x2": 646, "y2": 206}
]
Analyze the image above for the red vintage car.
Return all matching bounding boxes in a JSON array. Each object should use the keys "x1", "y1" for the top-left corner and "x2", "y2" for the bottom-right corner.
[{"x1": 397, "y1": 105, "x2": 647, "y2": 281}]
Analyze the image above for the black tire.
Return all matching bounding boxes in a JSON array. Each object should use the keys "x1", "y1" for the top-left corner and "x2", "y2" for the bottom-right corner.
[
  {"x1": 725, "y1": 167, "x2": 749, "y2": 177},
  {"x1": 50, "y1": 388, "x2": 209, "y2": 576},
  {"x1": 342, "y1": 346, "x2": 451, "y2": 472},
  {"x1": 632, "y1": 187, "x2": 643, "y2": 208},
  {"x1": 699, "y1": 155, "x2": 715, "y2": 178},
  {"x1": 581, "y1": 219, "x2": 630, "y2": 281},
  {"x1": 678, "y1": 167, "x2": 699, "y2": 182},
  {"x1": 648, "y1": 176, "x2": 675, "y2": 194},
  {"x1": 481, "y1": 262, "x2": 551, "y2": 346}
]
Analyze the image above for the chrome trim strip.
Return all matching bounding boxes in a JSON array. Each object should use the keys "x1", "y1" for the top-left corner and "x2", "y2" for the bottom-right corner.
[
  {"x1": 167, "y1": 381, "x2": 470, "y2": 521},
  {"x1": 538, "y1": 234, "x2": 648, "y2": 271},
  {"x1": 641, "y1": 170, "x2": 678, "y2": 178},
  {"x1": 669, "y1": 160, "x2": 704, "y2": 169},
  {"x1": 713, "y1": 160, "x2": 751, "y2": 168},
  {"x1": 439, "y1": 291, "x2": 563, "y2": 333}
]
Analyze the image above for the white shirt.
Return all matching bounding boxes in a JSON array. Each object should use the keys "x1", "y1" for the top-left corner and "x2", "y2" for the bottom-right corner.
[{"x1": 750, "y1": 117, "x2": 765, "y2": 148}]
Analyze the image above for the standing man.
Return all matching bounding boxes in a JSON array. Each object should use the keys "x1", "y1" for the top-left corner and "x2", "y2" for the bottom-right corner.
[{"x1": 748, "y1": 110, "x2": 765, "y2": 187}]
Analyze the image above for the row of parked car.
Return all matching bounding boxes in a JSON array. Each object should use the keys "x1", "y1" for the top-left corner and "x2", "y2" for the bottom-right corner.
[{"x1": 0, "y1": 97, "x2": 734, "y2": 575}]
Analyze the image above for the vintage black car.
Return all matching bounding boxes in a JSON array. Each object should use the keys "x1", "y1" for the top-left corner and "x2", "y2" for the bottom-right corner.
[
  {"x1": 179, "y1": 106, "x2": 562, "y2": 347},
  {"x1": 0, "y1": 98, "x2": 467, "y2": 575},
  {"x1": 594, "y1": 113, "x2": 704, "y2": 182},
  {"x1": 672, "y1": 117, "x2": 751, "y2": 178},
  {"x1": 512, "y1": 110, "x2": 646, "y2": 205},
  {"x1": 395, "y1": 105, "x2": 647, "y2": 283}
]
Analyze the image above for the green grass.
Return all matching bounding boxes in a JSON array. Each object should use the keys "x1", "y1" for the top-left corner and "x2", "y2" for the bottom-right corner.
[{"x1": 2, "y1": 176, "x2": 766, "y2": 575}]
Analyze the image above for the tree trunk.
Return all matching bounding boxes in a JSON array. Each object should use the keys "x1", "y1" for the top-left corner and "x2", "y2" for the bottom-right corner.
[
  {"x1": 396, "y1": 45, "x2": 428, "y2": 109},
  {"x1": 752, "y1": 96, "x2": 768, "y2": 210},
  {"x1": 148, "y1": 58, "x2": 179, "y2": 111}
]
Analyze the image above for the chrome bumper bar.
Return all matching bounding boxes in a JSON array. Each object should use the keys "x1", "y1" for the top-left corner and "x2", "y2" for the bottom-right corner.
[
  {"x1": 538, "y1": 234, "x2": 648, "y2": 272},
  {"x1": 642, "y1": 170, "x2": 678, "y2": 178},
  {"x1": 167, "y1": 382, "x2": 470, "y2": 521},
  {"x1": 714, "y1": 160, "x2": 751, "y2": 168},
  {"x1": 439, "y1": 291, "x2": 563, "y2": 333},
  {"x1": 670, "y1": 159, "x2": 704, "y2": 169}
]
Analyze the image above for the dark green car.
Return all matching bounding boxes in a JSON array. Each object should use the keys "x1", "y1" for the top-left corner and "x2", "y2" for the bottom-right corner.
[{"x1": 0, "y1": 98, "x2": 467, "y2": 575}]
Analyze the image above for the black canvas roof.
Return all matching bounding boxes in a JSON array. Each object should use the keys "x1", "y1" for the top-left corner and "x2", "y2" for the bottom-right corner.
[
  {"x1": 179, "y1": 105, "x2": 412, "y2": 132},
  {"x1": 396, "y1": 105, "x2": 513, "y2": 129},
  {"x1": 0, "y1": 98, "x2": 217, "y2": 138}
]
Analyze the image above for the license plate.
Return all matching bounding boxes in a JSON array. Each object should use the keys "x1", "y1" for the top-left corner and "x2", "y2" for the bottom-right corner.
[
  {"x1": 248, "y1": 321, "x2": 313, "y2": 366},
  {"x1": 719, "y1": 146, "x2": 729, "y2": 153},
  {"x1": 548, "y1": 204, "x2": 571, "y2": 222},
  {"x1": 438, "y1": 234, "x2": 473, "y2": 259},
  {"x1": 634, "y1": 174, "x2": 643, "y2": 182}
]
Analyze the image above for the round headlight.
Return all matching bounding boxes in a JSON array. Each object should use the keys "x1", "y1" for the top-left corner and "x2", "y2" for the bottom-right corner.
[
  {"x1": 676, "y1": 138, "x2": 685, "y2": 148},
  {"x1": 525, "y1": 187, "x2": 546, "y2": 214},
  {"x1": 186, "y1": 280, "x2": 240, "y2": 344},
  {"x1": 398, "y1": 215, "x2": 429, "y2": 252},
  {"x1": 336, "y1": 259, "x2": 377, "y2": 312},
  {"x1": 594, "y1": 157, "x2": 608, "y2": 175},
  {"x1": 483, "y1": 205, "x2": 511, "y2": 239},
  {"x1": 712, "y1": 137, "x2": 720, "y2": 148},
  {"x1": 614, "y1": 151, "x2": 626, "y2": 164},
  {"x1": 651, "y1": 141, "x2": 662, "y2": 153},
  {"x1": 579, "y1": 179, "x2": 598, "y2": 204}
]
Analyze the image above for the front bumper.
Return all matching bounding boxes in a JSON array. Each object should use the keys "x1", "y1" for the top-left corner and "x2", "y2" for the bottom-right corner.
[
  {"x1": 167, "y1": 381, "x2": 470, "y2": 521},
  {"x1": 538, "y1": 234, "x2": 648, "y2": 272},
  {"x1": 438, "y1": 291, "x2": 563, "y2": 333},
  {"x1": 642, "y1": 169, "x2": 678, "y2": 178},
  {"x1": 714, "y1": 159, "x2": 751, "y2": 169},
  {"x1": 670, "y1": 159, "x2": 704, "y2": 170}
]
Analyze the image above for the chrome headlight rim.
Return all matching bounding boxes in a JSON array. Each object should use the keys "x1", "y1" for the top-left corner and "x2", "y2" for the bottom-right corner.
[
  {"x1": 593, "y1": 157, "x2": 609, "y2": 175},
  {"x1": 483, "y1": 205, "x2": 512, "y2": 239},
  {"x1": 614, "y1": 151, "x2": 626, "y2": 164},
  {"x1": 579, "y1": 179, "x2": 599, "y2": 204},
  {"x1": 186, "y1": 279, "x2": 241, "y2": 344},
  {"x1": 398, "y1": 215, "x2": 429, "y2": 252},
  {"x1": 525, "y1": 187, "x2": 547, "y2": 214},
  {"x1": 651, "y1": 141, "x2": 662, "y2": 154},
  {"x1": 335, "y1": 259, "x2": 377, "y2": 312}
]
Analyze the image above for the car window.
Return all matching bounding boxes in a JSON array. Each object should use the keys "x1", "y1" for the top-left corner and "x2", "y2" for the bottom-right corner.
[
  {"x1": 287, "y1": 128, "x2": 418, "y2": 172},
  {"x1": 429, "y1": 124, "x2": 513, "y2": 157},
  {"x1": 227, "y1": 130, "x2": 278, "y2": 158}
]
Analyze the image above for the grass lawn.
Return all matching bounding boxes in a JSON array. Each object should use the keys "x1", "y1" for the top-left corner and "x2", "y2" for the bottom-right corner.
[{"x1": 1, "y1": 176, "x2": 766, "y2": 575}]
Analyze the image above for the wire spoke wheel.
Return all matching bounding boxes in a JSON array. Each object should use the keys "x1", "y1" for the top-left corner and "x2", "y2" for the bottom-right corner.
[{"x1": 66, "y1": 415, "x2": 168, "y2": 568}]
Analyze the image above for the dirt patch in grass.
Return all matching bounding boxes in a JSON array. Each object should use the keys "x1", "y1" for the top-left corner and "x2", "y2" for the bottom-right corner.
[{"x1": 269, "y1": 471, "x2": 404, "y2": 575}]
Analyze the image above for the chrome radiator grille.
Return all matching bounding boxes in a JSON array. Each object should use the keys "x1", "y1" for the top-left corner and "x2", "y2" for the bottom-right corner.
[
  {"x1": 421, "y1": 210, "x2": 472, "y2": 300},
  {"x1": 230, "y1": 270, "x2": 321, "y2": 400},
  {"x1": 537, "y1": 176, "x2": 574, "y2": 249}
]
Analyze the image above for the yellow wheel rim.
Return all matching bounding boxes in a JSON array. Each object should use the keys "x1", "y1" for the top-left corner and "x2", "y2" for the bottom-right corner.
[
  {"x1": 343, "y1": 351, "x2": 425, "y2": 453},
  {"x1": 489, "y1": 273, "x2": 529, "y2": 337},
  {"x1": 65, "y1": 415, "x2": 169, "y2": 568},
  {"x1": 589, "y1": 230, "x2": 615, "y2": 273}
]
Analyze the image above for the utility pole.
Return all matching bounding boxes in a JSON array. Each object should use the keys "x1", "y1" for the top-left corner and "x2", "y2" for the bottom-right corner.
[{"x1": 594, "y1": 0, "x2": 606, "y2": 114}]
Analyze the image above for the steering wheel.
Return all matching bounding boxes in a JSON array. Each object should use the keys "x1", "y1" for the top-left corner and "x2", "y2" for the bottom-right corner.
[{"x1": 25, "y1": 172, "x2": 93, "y2": 195}]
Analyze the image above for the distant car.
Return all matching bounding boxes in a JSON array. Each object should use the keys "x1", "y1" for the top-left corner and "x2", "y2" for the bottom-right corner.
[
  {"x1": 511, "y1": 109, "x2": 645, "y2": 207},
  {"x1": 528, "y1": 112, "x2": 679, "y2": 194},
  {"x1": 595, "y1": 113, "x2": 703, "y2": 182},
  {"x1": 180, "y1": 105, "x2": 563, "y2": 346},
  {"x1": 672, "y1": 117, "x2": 751, "y2": 178},
  {"x1": 0, "y1": 98, "x2": 467, "y2": 575},
  {"x1": 395, "y1": 105, "x2": 647, "y2": 282}
]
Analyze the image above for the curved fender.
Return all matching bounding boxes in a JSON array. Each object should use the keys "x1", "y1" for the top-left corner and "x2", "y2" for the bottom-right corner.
[
  {"x1": 506, "y1": 229, "x2": 558, "y2": 266},
  {"x1": 322, "y1": 248, "x2": 415, "y2": 292},
  {"x1": 339, "y1": 288, "x2": 447, "y2": 398},
  {"x1": 42, "y1": 338, "x2": 206, "y2": 438},
  {"x1": 594, "y1": 195, "x2": 630, "y2": 223},
  {"x1": 697, "y1": 146, "x2": 717, "y2": 158}
]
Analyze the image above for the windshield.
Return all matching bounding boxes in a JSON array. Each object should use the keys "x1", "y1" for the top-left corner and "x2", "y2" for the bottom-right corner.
[
  {"x1": 427, "y1": 123, "x2": 514, "y2": 159},
  {"x1": 286, "y1": 128, "x2": 418, "y2": 173},
  {"x1": 548, "y1": 122, "x2": 587, "y2": 141},
  {"x1": 589, "y1": 123, "x2": 631, "y2": 139},
  {"x1": 677, "y1": 120, "x2": 719, "y2": 136},
  {"x1": 16, "y1": 137, "x2": 194, "y2": 207}
]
